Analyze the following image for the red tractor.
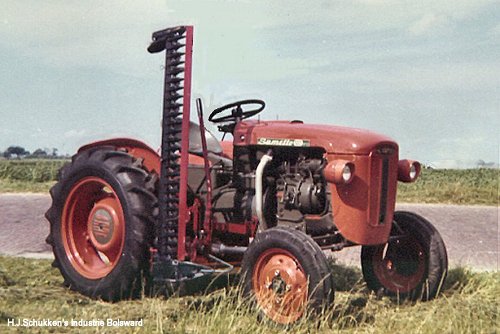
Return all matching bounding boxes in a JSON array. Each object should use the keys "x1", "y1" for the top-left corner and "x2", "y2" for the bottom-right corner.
[{"x1": 45, "y1": 26, "x2": 447, "y2": 324}]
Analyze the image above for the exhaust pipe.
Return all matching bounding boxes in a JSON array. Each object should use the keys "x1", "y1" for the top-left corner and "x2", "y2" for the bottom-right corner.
[{"x1": 255, "y1": 153, "x2": 273, "y2": 231}]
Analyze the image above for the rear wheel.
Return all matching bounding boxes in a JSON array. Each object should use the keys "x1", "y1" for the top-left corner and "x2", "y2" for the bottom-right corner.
[
  {"x1": 241, "y1": 226, "x2": 334, "y2": 325},
  {"x1": 361, "y1": 211, "x2": 447, "y2": 301},
  {"x1": 45, "y1": 148, "x2": 157, "y2": 301}
]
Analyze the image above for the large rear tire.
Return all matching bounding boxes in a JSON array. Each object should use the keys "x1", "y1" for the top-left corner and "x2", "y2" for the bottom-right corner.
[
  {"x1": 361, "y1": 211, "x2": 448, "y2": 301},
  {"x1": 45, "y1": 148, "x2": 157, "y2": 301},
  {"x1": 241, "y1": 226, "x2": 334, "y2": 325}
]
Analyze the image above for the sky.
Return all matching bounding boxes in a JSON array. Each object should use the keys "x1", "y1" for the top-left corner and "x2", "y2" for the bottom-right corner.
[{"x1": 0, "y1": 0, "x2": 499, "y2": 168}]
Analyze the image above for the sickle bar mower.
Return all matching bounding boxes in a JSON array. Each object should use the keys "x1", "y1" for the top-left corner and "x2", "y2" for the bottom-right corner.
[{"x1": 148, "y1": 26, "x2": 217, "y2": 289}]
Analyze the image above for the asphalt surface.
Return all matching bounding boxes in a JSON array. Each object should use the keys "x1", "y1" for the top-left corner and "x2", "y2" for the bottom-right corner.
[{"x1": 0, "y1": 194, "x2": 498, "y2": 271}]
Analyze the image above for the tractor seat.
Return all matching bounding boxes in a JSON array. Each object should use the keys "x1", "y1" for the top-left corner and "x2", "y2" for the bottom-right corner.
[{"x1": 188, "y1": 122, "x2": 232, "y2": 167}]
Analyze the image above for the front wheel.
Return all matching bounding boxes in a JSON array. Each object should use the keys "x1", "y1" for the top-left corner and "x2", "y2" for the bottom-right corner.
[
  {"x1": 361, "y1": 211, "x2": 448, "y2": 301},
  {"x1": 241, "y1": 226, "x2": 334, "y2": 325}
]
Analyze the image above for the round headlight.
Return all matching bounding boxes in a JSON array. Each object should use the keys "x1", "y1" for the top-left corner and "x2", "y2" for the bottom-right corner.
[
  {"x1": 342, "y1": 165, "x2": 352, "y2": 183},
  {"x1": 398, "y1": 159, "x2": 421, "y2": 182},
  {"x1": 324, "y1": 160, "x2": 355, "y2": 184},
  {"x1": 409, "y1": 163, "x2": 417, "y2": 180}
]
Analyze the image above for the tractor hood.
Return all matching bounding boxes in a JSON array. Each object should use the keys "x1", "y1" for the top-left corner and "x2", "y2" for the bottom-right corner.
[{"x1": 233, "y1": 120, "x2": 397, "y2": 155}]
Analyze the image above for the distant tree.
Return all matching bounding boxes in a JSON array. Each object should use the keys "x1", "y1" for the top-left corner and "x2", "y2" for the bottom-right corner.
[
  {"x1": 5, "y1": 146, "x2": 29, "y2": 159},
  {"x1": 476, "y1": 160, "x2": 496, "y2": 169},
  {"x1": 52, "y1": 148, "x2": 58, "y2": 157},
  {"x1": 31, "y1": 148, "x2": 48, "y2": 158}
]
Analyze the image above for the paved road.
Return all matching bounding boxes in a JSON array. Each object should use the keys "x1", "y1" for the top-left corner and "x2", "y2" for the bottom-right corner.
[
  {"x1": 0, "y1": 194, "x2": 498, "y2": 270},
  {"x1": 333, "y1": 203, "x2": 498, "y2": 271}
]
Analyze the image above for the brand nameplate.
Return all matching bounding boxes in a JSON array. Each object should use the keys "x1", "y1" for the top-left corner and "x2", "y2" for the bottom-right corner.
[{"x1": 257, "y1": 137, "x2": 310, "y2": 147}]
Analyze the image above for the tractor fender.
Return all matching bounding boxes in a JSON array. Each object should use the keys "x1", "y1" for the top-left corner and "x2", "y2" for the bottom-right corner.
[{"x1": 78, "y1": 138, "x2": 160, "y2": 174}]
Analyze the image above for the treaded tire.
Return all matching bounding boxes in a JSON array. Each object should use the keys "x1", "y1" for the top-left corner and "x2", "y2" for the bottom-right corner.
[
  {"x1": 45, "y1": 147, "x2": 157, "y2": 301},
  {"x1": 361, "y1": 211, "x2": 448, "y2": 301},
  {"x1": 241, "y1": 226, "x2": 334, "y2": 325}
]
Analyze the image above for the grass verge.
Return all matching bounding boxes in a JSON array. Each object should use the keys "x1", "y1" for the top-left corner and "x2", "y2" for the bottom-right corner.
[
  {"x1": 397, "y1": 168, "x2": 498, "y2": 205},
  {"x1": 0, "y1": 256, "x2": 498, "y2": 333}
]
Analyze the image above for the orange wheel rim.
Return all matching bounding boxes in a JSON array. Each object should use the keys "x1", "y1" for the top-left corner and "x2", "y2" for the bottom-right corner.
[
  {"x1": 373, "y1": 237, "x2": 426, "y2": 293},
  {"x1": 252, "y1": 248, "x2": 308, "y2": 324},
  {"x1": 61, "y1": 177, "x2": 125, "y2": 279}
]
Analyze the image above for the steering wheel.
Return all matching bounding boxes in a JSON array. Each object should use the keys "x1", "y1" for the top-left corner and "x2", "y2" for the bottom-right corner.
[{"x1": 208, "y1": 99, "x2": 265, "y2": 124}]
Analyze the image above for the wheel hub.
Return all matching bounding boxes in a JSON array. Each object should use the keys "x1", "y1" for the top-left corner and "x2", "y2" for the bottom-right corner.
[
  {"x1": 87, "y1": 197, "x2": 121, "y2": 252},
  {"x1": 91, "y1": 209, "x2": 114, "y2": 244},
  {"x1": 373, "y1": 237, "x2": 426, "y2": 293},
  {"x1": 253, "y1": 249, "x2": 308, "y2": 324},
  {"x1": 269, "y1": 270, "x2": 287, "y2": 296}
]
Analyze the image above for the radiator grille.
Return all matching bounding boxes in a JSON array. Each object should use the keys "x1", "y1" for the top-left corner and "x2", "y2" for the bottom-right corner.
[
  {"x1": 371, "y1": 145, "x2": 396, "y2": 226},
  {"x1": 379, "y1": 157, "x2": 389, "y2": 224}
]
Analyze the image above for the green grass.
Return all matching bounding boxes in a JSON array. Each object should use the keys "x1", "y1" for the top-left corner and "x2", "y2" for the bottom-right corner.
[
  {"x1": 397, "y1": 168, "x2": 498, "y2": 205},
  {"x1": 0, "y1": 256, "x2": 498, "y2": 333}
]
